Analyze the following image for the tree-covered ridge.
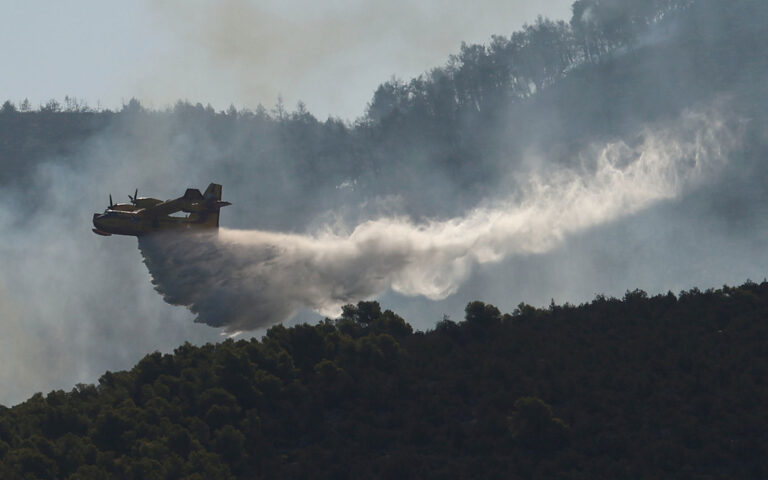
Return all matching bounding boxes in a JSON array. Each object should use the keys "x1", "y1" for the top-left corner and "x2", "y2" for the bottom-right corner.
[
  {"x1": 366, "y1": 0, "x2": 693, "y2": 123},
  {"x1": 3, "y1": 0, "x2": 767, "y2": 227},
  {"x1": 1, "y1": 281, "x2": 768, "y2": 478}
]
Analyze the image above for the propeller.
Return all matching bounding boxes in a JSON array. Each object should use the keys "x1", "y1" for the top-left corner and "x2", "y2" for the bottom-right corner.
[
  {"x1": 109, "y1": 194, "x2": 114, "y2": 208},
  {"x1": 129, "y1": 188, "x2": 138, "y2": 204}
]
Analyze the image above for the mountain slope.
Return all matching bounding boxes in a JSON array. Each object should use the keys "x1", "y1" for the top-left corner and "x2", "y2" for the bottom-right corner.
[{"x1": 2, "y1": 282, "x2": 768, "y2": 478}]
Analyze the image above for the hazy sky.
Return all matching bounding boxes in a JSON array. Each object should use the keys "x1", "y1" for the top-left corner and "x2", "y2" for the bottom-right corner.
[{"x1": 0, "y1": 0, "x2": 572, "y2": 119}]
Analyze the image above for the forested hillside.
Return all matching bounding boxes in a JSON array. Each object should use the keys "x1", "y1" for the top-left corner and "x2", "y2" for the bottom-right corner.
[
  {"x1": 2, "y1": 282, "x2": 768, "y2": 478},
  {"x1": 3, "y1": 0, "x2": 766, "y2": 228}
]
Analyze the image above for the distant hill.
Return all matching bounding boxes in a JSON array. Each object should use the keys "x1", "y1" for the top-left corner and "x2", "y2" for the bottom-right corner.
[
  {"x1": 3, "y1": 0, "x2": 767, "y2": 229},
  {"x1": 2, "y1": 281, "x2": 768, "y2": 478}
]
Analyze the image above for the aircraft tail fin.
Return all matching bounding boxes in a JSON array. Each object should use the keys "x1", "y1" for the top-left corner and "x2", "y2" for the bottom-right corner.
[
  {"x1": 204, "y1": 183, "x2": 223, "y2": 200},
  {"x1": 190, "y1": 183, "x2": 227, "y2": 228}
]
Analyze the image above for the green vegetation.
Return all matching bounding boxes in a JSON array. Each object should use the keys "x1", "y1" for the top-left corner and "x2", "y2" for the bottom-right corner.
[{"x1": 2, "y1": 282, "x2": 768, "y2": 478}]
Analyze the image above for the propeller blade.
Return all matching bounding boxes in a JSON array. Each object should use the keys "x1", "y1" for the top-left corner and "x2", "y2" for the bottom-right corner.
[
  {"x1": 109, "y1": 194, "x2": 113, "y2": 207},
  {"x1": 134, "y1": 188, "x2": 138, "y2": 200}
]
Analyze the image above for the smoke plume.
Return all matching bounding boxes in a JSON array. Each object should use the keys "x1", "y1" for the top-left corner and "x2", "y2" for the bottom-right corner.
[
  {"x1": 139, "y1": 107, "x2": 734, "y2": 332},
  {"x1": 145, "y1": 0, "x2": 572, "y2": 119}
]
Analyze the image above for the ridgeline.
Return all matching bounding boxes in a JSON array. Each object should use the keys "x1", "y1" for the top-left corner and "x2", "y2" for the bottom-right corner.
[
  {"x1": 3, "y1": 0, "x2": 766, "y2": 229},
  {"x1": 2, "y1": 281, "x2": 767, "y2": 478}
]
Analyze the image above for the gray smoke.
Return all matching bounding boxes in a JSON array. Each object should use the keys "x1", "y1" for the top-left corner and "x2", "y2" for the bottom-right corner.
[
  {"x1": 144, "y1": 0, "x2": 573, "y2": 119},
  {"x1": 0, "y1": 115, "x2": 227, "y2": 406},
  {"x1": 139, "y1": 106, "x2": 734, "y2": 332}
]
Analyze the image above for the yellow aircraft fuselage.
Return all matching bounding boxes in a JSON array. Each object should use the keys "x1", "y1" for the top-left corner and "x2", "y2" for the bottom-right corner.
[
  {"x1": 92, "y1": 209, "x2": 219, "y2": 236},
  {"x1": 92, "y1": 183, "x2": 230, "y2": 237}
]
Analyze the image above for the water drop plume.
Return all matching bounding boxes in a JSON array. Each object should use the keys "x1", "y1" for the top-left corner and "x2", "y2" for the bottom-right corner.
[{"x1": 139, "y1": 106, "x2": 735, "y2": 332}]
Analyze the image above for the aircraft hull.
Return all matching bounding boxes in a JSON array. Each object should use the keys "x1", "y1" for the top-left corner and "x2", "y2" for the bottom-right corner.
[
  {"x1": 92, "y1": 212, "x2": 217, "y2": 237},
  {"x1": 92, "y1": 183, "x2": 229, "y2": 237}
]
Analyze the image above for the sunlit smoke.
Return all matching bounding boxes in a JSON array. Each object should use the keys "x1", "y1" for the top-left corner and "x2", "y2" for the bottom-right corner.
[
  {"x1": 144, "y1": 0, "x2": 573, "y2": 119},
  {"x1": 139, "y1": 107, "x2": 735, "y2": 332}
]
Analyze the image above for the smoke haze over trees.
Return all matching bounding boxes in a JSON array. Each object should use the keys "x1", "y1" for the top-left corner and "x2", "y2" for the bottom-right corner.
[{"x1": 1, "y1": 0, "x2": 768, "y2": 406}]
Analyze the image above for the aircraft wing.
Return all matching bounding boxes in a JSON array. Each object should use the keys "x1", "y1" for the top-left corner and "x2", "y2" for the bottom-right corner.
[
  {"x1": 136, "y1": 187, "x2": 229, "y2": 218},
  {"x1": 140, "y1": 198, "x2": 187, "y2": 217}
]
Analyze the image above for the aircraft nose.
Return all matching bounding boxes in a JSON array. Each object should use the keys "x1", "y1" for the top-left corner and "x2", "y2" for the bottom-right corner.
[{"x1": 93, "y1": 213, "x2": 102, "y2": 227}]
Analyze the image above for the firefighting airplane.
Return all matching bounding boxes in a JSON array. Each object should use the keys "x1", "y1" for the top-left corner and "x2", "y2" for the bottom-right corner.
[{"x1": 92, "y1": 183, "x2": 231, "y2": 236}]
